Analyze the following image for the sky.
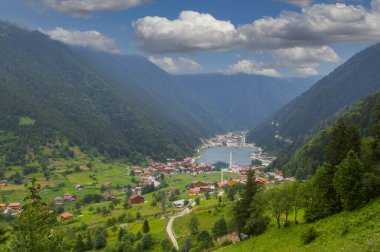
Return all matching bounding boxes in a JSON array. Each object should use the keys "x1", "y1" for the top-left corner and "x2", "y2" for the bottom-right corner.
[{"x1": 0, "y1": 0, "x2": 379, "y2": 77}]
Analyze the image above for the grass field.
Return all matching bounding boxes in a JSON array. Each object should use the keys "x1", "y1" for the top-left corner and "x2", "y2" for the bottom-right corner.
[{"x1": 216, "y1": 199, "x2": 380, "y2": 252}]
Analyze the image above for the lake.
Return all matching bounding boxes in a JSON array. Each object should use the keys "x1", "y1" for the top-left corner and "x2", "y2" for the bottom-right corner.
[{"x1": 197, "y1": 146, "x2": 255, "y2": 167}]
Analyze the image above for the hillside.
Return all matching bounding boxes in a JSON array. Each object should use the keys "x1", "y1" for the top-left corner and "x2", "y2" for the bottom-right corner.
[
  {"x1": 217, "y1": 197, "x2": 380, "y2": 252},
  {"x1": 247, "y1": 42, "x2": 380, "y2": 154},
  {"x1": 0, "y1": 21, "x2": 203, "y2": 163},
  {"x1": 281, "y1": 91, "x2": 380, "y2": 178},
  {"x1": 178, "y1": 74, "x2": 315, "y2": 130},
  {"x1": 73, "y1": 49, "x2": 224, "y2": 135}
]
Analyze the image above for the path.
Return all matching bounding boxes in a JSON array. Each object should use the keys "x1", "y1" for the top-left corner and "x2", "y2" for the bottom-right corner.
[{"x1": 166, "y1": 204, "x2": 194, "y2": 250}]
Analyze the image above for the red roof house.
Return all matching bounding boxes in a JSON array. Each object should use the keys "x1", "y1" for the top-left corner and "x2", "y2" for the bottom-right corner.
[
  {"x1": 129, "y1": 194, "x2": 144, "y2": 204},
  {"x1": 60, "y1": 212, "x2": 74, "y2": 221}
]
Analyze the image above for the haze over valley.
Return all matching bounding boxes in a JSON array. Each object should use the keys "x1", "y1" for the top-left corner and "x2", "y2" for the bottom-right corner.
[{"x1": 1, "y1": 1, "x2": 380, "y2": 252}]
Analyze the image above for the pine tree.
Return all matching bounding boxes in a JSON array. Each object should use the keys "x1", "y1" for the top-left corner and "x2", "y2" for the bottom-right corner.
[
  {"x1": 232, "y1": 169, "x2": 257, "y2": 239},
  {"x1": 334, "y1": 151, "x2": 364, "y2": 210},
  {"x1": 75, "y1": 234, "x2": 85, "y2": 252},
  {"x1": 212, "y1": 216, "x2": 228, "y2": 238},
  {"x1": 93, "y1": 227, "x2": 107, "y2": 250},
  {"x1": 142, "y1": 219, "x2": 150, "y2": 234},
  {"x1": 85, "y1": 231, "x2": 93, "y2": 250}
]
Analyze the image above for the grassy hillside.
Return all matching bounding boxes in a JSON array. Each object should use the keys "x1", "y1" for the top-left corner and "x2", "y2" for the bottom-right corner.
[{"x1": 217, "y1": 198, "x2": 380, "y2": 252}]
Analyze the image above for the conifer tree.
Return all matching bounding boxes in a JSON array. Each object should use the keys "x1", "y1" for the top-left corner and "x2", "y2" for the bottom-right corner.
[
  {"x1": 142, "y1": 219, "x2": 150, "y2": 234},
  {"x1": 232, "y1": 169, "x2": 257, "y2": 239}
]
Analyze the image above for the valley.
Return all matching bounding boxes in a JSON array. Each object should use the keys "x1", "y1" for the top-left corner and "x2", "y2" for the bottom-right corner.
[{"x1": 1, "y1": 2, "x2": 380, "y2": 251}]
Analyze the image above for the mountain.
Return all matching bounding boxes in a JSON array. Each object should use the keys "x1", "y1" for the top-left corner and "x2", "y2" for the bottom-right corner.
[
  {"x1": 73, "y1": 49, "x2": 224, "y2": 135},
  {"x1": 282, "y1": 91, "x2": 380, "y2": 178},
  {"x1": 178, "y1": 74, "x2": 315, "y2": 131},
  {"x1": 0, "y1": 22, "x2": 209, "y2": 163},
  {"x1": 247, "y1": 42, "x2": 380, "y2": 156}
]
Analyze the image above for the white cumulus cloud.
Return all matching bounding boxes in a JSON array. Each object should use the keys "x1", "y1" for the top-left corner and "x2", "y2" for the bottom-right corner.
[
  {"x1": 42, "y1": 27, "x2": 119, "y2": 53},
  {"x1": 226, "y1": 60, "x2": 281, "y2": 77},
  {"x1": 148, "y1": 56, "x2": 202, "y2": 74},
  {"x1": 133, "y1": 11, "x2": 242, "y2": 53},
  {"x1": 271, "y1": 46, "x2": 340, "y2": 76},
  {"x1": 42, "y1": 0, "x2": 148, "y2": 18},
  {"x1": 133, "y1": 3, "x2": 380, "y2": 54}
]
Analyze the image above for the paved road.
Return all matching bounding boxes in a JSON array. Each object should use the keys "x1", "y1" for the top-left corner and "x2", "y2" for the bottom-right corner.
[{"x1": 166, "y1": 205, "x2": 193, "y2": 250}]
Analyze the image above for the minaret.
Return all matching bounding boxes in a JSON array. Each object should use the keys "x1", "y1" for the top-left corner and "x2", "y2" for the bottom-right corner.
[{"x1": 229, "y1": 151, "x2": 233, "y2": 168}]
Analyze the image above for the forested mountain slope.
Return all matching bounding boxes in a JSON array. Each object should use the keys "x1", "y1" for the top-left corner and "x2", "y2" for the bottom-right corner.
[
  {"x1": 247, "y1": 42, "x2": 380, "y2": 153},
  {"x1": 178, "y1": 74, "x2": 315, "y2": 130},
  {"x1": 74, "y1": 49, "x2": 224, "y2": 135},
  {"x1": 282, "y1": 91, "x2": 380, "y2": 178},
  {"x1": 0, "y1": 22, "x2": 204, "y2": 163}
]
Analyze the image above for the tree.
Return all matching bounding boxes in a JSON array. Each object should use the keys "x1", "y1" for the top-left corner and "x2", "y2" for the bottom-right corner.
[
  {"x1": 197, "y1": 231, "x2": 213, "y2": 249},
  {"x1": 266, "y1": 187, "x2": 285, "y2": 228},
  {"x1": 188, "y1": 215, "x2": 199, "y2": 234},
  {"x1": 85, "y1": 231, "x2": 93, "y2": 250},
  {"x1": 205, "y1": 191, "x2": 211, "y2": 200},
  {"x1": 118, "y1": 227, "x2": 126, "y2": 241},
  {"x1": 245, "y1": 192, "x2": 270, "y2": 235},
  {"x1": 141, "y1": 234, "x2": 153, "y2": 250},
  {"x1": 305, "y1": 162, "x2": 342, "y2": 221},
  {"x1": 9, "y1": 178, "x2": 66, "y2": 252},
  {"x1": 142, "y1": 219, "x2": 150, "y2": 234},
  {"x1": 326, "y1": 119, "x2": 361, "y2": 166},
  {"x1": 195, "y1": 197, "x2": 200, "y2": 205},
  {"x1": 281, "y1": 183, "x2": 294, "y2": 227},
  {"x1": 212, "y1": 216, "x2": 228, "y2": 238},
  {"x1": 232, "y1": 169, "x2": 258, "y2": 239},
  {"x1": 334, "y1": 151, "x2": 364, "y2": 210},
  {"x1": 93, "y1": 227, "x2": 107, "y2": 250},
  {"x1": 75, "y1": 234, "x2": 85, "y2": 252}
]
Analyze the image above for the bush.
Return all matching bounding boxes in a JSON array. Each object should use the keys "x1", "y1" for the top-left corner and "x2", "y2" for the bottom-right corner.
[
  {"x1": 221, "y1": 239, "x2": 233, "y2": 247},
  {"x1": 301, "y1": 227, "x2": 319, "y2": 244}
]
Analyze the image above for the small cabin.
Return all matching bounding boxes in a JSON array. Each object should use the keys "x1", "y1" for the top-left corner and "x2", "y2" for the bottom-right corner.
[
  {"x1": 129, "y1": 194, "x2": 144, "y2": 204},
  {"x1": 60, "y1": 212, "x2": 74, "y2": 221}
]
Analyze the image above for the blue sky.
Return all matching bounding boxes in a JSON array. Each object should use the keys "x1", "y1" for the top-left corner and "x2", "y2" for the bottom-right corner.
[{"x1": 0, "y1": 0, "x2": 378, "y2": 77}]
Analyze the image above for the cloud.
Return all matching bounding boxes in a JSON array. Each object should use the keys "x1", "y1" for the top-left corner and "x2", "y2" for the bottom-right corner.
[
  {"x1": 42, "y1": 27, "x2": 119, "y2": 53},
  {"x1": 148, "y1": 56, "x2": 202, "y2": 73},
  {"x1": 271, "y1": 46, "x2": 340, "y2": 76},
  {"x1": 133, "y1": 3, "x2": 380, "y2": 54},
  {"x1": 133, "y1": 11, "x2": 242, "y2": 53},
  {"x1": 226, "y1": 60, "x2": 281, "y2": 77},
  {"x1": 41, "y1": 0, "x2": 148, "y2": 18},
  {"x1": 278, "y1": 0, "x2": 314, "y2": 8}
]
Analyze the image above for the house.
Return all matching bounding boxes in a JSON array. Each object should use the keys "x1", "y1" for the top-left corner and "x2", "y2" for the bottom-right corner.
[
  {"x1": 255, "y1": 177, "x2": 267, "y2": 184},
  {"x1": 132, "y1": 167, "x2": 142, "y2": 176},
  {"x1": 188, "y1": 187, "x2": 201, "y2": 195},
  {"x1": 0, "y1": 180, "x2": 7, "y2": 187},
  {"x1": 104, "y1": 182, "x2": 113, "y2": 187},
  {"x1": 60, "y1": 212, "x2": 74, "y2": 221},
  {"x1": 54, "y1": 196, "x2": 63, "y2": 205},
  {"x1": 63, "y1": 193, "x2": 76, "y2": 202},
  {"x1": 0, "y1": 203, "x2": 7, "y2": 210},
  {"x1": 8, "y1": 202, "x2": 21, "y2": 211},
  {"x1": 163, "y1": 167, "x2": 174, "y2": 174},
  {"x1": 75, "y1": 185, "x2": 84, "y2": 190},
  {"x1": 216, "y1": 232, "x2": 240, "y2": 245},
  {"x1": 129, "y1": 194, "x2": 144, "y2": 204},
  {"x1": 172, "y1": 199, "x2": 186, "y2": 208}
]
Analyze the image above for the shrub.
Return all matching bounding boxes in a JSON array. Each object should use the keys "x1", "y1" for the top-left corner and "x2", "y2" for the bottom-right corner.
[
  {"x1": 301, "y1": 227, "x2": 319, "y2": 244},
  {"x1": 221, "y1": 239, "x2": 233, "y2": 247}
]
